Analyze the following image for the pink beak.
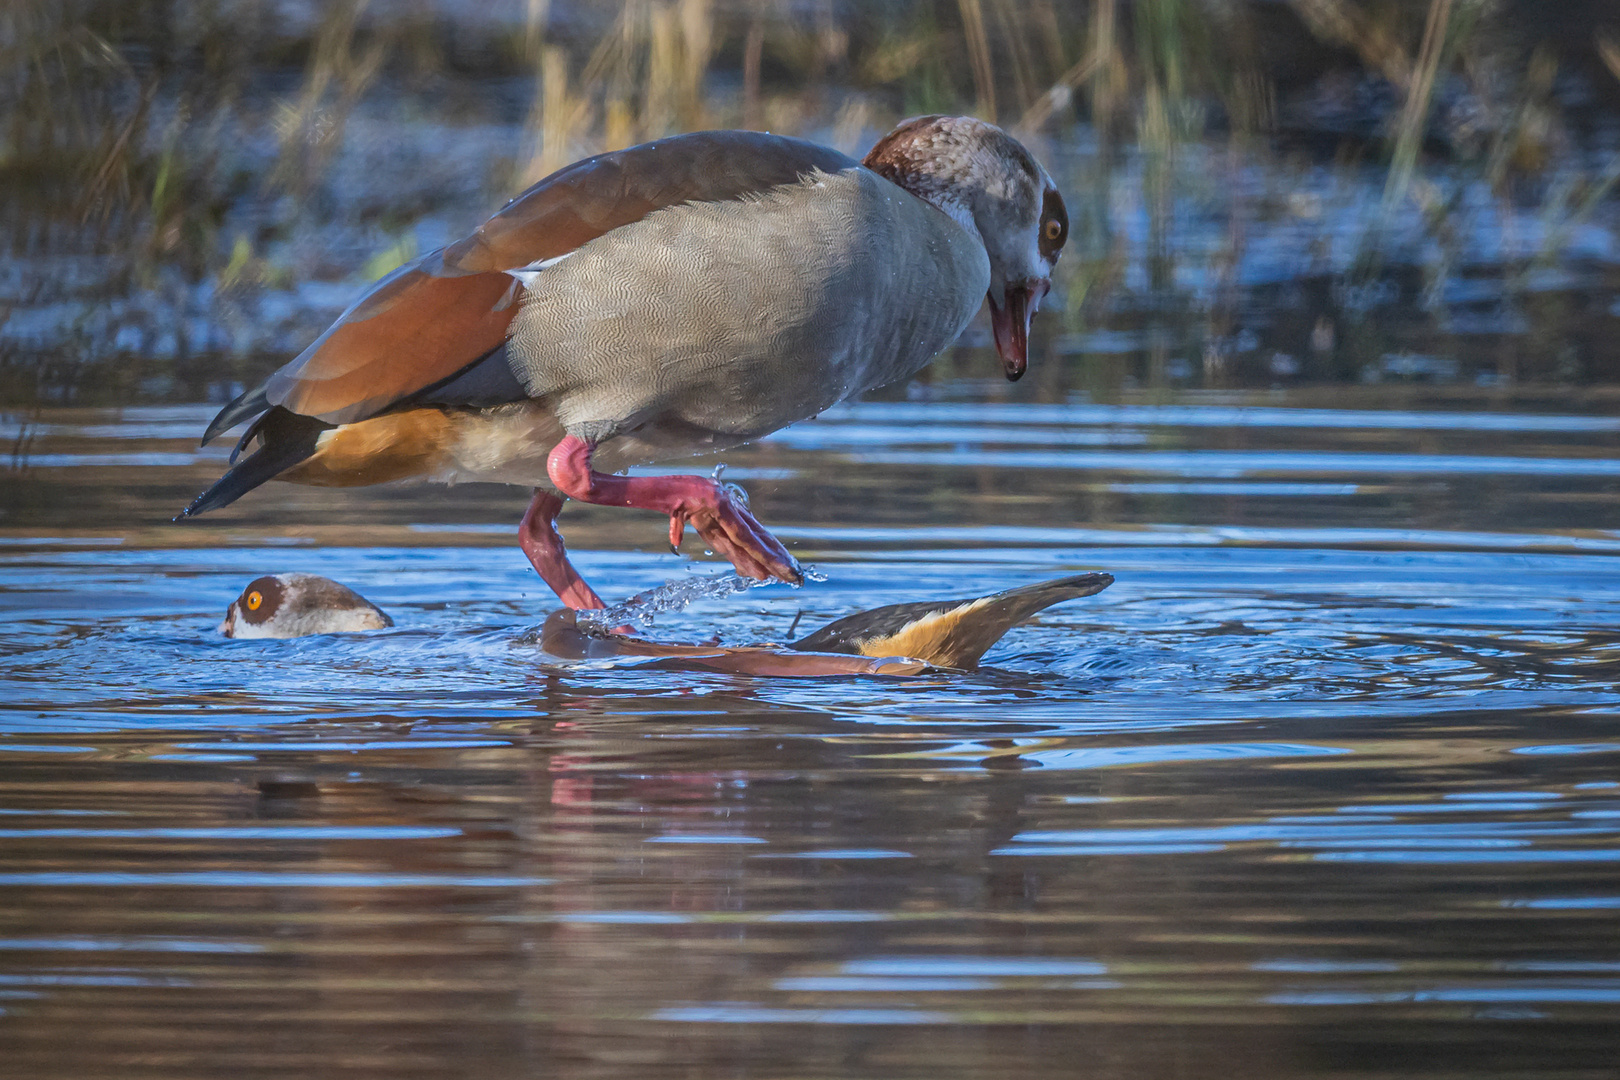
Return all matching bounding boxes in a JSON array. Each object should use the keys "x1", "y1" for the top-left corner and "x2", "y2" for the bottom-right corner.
[{"x1": 988, "y1": 279, "x2": 1050, "y2": 382}]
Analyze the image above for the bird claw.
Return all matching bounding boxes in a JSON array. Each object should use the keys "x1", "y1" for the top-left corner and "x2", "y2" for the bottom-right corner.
[
  {"x1": 547, "y1": 435, "x2": 802, "y2": 590},
  {"x1": 668, "y1": 484, "x2": 801, "y2": 586}
]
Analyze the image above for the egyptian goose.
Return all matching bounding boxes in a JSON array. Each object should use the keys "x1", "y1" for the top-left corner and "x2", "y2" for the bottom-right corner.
[
  {"x1": 219, "y1": 573, "x2": 392, "y2": 638},
  {"x1": 180, "y1": 115, "x2": 1069, "y2": 611},
  {"x1": 542, "y1": 572, "x2": 1114, "y2": 676}
]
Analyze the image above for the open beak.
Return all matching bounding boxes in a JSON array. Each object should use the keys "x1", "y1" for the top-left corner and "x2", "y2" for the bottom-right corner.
[{"x1": 987, "y1": 279, "x2": 1050, "y2": 382}]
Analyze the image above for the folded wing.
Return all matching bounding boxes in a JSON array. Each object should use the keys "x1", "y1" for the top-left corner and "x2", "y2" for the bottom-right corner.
[{"x1": 209, "y1": 132, "x2": 858, "y2": 436}]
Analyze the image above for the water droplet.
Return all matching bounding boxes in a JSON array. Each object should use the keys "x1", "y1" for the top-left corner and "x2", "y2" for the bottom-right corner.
[
  {"x1": 722, "y1": 481, "x2": 750, "y2": 511},
  {"x1": 575, "y1": 571, "x2": 781, "y2": 634}
]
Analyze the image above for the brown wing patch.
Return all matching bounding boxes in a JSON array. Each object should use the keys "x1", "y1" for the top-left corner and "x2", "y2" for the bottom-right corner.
[
  {"x1": 266, "y1": 257, "x2": 517, "y2": 425},
  {"x1": 277, "y1": 408, "x2": 465, "y2": 488},
  {"x1": 448, "y1": 131, "x2": 855, "y2": 274},
  {"x1": 263, "y1": 131, "x2": 857, "y2": 427}
]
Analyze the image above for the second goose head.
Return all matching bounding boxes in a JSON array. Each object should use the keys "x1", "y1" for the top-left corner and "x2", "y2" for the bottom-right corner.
[{"x1": 220, "y1": 573, "x2": 393, "y2": 639}]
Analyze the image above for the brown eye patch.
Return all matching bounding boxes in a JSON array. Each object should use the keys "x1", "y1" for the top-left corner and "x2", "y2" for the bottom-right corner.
[
  {"x1": 237, "y1": 576, "x2": 283, "y2": 624},
  {"x1": 1039, "y1": 188, "x2": 1068, "y2": 262}
]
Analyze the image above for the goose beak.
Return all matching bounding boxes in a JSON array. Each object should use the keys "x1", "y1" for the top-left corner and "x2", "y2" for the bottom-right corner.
[{"x1": 988, "y1": 278, "x2": 1049, "y2": 382}]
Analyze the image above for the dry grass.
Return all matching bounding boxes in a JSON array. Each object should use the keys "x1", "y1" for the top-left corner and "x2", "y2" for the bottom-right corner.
[
  {"x1": 1381, "y1": 0, "x2": 1454, "y2": 218},
  {"x1": 268, "y1": 0, "x2": 389, "y2": 198},
  {"x1": 10, "y1": 0, "x2": 1583, "y2": 266},
  {"x1": 5, "y1": 0, "x2": 1619, "y2": 397}
]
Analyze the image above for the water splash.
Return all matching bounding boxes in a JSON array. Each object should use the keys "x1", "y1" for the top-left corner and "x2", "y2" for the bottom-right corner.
[
  {"x1": 714, "y1": 463, "x2": 751, "y2": 514},
  {"x1": 575, "y1": 565, "x2": 826, "y2": 634},
  {"x1": 571, "y1": 465, "x2": 826, "y2": 633}
]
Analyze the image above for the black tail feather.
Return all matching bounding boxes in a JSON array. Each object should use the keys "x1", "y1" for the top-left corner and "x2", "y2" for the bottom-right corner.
[
  {"x1": 201, "y1": 385, "x2": 271, "y2": 446},
  {"x1": 967, "y1": 573, "x2": 1116, "y2": 627},
  {"x1": 230, "y1": 407, "x2": 277, "y2": 464},
  {"x1": 176, "y1": 408, "x2": 329, "y2": 520}
]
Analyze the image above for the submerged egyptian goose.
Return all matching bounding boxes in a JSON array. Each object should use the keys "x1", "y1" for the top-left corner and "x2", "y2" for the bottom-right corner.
[
  {"x1": 180, "y1": 115, "x2": 1069, "y2": 610},
  {"x1": 542, "y1": 573, "x2": 1114, "y2": 676},
  {"x1": 219, "y1": 573, "x2": 393, "y2": 639}
]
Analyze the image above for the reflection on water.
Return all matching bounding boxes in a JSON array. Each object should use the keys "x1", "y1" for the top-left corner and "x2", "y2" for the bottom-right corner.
[{"x1": 3, "y1": 391, "x2": 1620, "y2": 1077}]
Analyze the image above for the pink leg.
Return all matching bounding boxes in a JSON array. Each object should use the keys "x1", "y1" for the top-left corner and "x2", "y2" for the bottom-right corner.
[
  {"x1": 518, "y1": 489, "x2": 607, "y2": 610},
  {"x1": 546, "y1": 435, "x2": 802, "y2": 585}
]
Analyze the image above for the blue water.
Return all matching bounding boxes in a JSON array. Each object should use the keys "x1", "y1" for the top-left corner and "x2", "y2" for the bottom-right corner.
[{"x1": 2, "y1": 394, "x2": 1619, "y2": 1078}]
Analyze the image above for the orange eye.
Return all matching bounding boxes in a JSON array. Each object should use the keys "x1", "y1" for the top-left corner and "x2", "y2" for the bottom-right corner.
[
  {"x1": 1044, "y1": 219, "x2": 1062, "y2": 241},
  {"x1": 246, "y1": 591, "x2": 262, "y2": 611}
]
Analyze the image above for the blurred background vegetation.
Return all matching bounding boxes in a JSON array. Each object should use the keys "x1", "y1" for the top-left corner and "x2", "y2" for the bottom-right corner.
[{"x1": 4, "y1": 0, "x2": 1620, "y2": 408}]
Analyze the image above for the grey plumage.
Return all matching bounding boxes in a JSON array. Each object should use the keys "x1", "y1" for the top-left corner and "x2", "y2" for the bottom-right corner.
[{"x1": 506, "y1": 167, "x2": 990, "y2": 475}]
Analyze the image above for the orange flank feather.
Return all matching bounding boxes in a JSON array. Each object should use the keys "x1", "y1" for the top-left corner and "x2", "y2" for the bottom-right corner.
[{"x1": 277, "y1": 408, "x2": 465, "y2": 488}]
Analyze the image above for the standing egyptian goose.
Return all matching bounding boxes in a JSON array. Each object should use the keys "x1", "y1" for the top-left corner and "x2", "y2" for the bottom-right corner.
[{"x1": 179, "y1": 115, "x2": 1069, "y2": 610}]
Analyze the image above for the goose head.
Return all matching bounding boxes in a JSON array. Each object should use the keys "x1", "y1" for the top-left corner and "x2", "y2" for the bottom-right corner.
[
  {"x1": 220, "y1": 573, "x2": 393, "y2": 639},
  {"x1": 864, "y1": 115, "x2": 1068, "y2": 381}
]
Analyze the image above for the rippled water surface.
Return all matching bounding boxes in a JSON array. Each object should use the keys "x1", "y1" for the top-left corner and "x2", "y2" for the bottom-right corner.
[{"x1": 4, "y1": 390, "x2": 1620, "y2": 1078}]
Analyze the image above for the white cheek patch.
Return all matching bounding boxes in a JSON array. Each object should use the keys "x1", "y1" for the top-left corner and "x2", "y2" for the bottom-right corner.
[
  {"x1": 1028, "y1": 235, "x2": 1046, "y2": 276},
  {"x1": 996, "y1": 236, "x2": 1049, "y2": 296}
]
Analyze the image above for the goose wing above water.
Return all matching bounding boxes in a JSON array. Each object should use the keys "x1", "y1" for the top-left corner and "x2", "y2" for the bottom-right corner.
[
  {"x1": 202, "y1": 131, "x2": 859, "y2": 440},
  {"x1": 791, "y1": 573, "x2": 1115, "y2": 669}
]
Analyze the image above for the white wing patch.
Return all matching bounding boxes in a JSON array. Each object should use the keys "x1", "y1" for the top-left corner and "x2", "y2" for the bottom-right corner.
[{"x1": 505, "y1": 251, "x2": 576, "y2": 289}]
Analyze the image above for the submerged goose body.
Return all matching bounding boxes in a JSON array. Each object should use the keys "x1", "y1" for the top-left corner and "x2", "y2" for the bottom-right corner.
[
  {"x1": 180, "y1": 117, "x2": 1068, "y2": 611},
  {"x1": 542, "y1": 573, "x2": 1115, "y2": 676}
]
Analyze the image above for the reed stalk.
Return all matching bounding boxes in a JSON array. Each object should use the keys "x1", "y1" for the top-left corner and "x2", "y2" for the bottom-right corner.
[
  {"x1": 990, "y1": 0, "x2": 1038, "y2": 116},
  {"x1": 677, "y1": 0, "x2": 714, "y2": 131},
  {"x1": 648, "y1": 7, "x2": 679, "y2": 132},
  {"x1": 956, "y1": 0, "x2": 997, "y2": 121},
  {"x1": 1381, "y1": 0, "x2": 1454, "y2": 217},
  {"x1": 1016, "y1": 52, "x2": 1102, "y2": 135},
  {"x1": 524, "y1": 45, "x2": 593, "y2": 186},
  {"x1": 269, "y1": 0, "x2": 387, "y2": 197},
  {"x1": 1287, "y1": 0, "x2": 1413, "y2": 89},
  {"x1": 1087, "y1": 0, "x2": 1125, "y2": 140},
  {"x1": 742, "y1": 16, "x2": 764, "y2": 130}
]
